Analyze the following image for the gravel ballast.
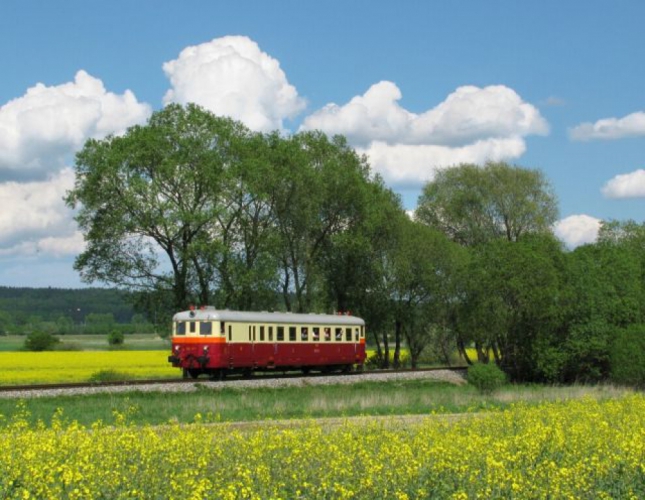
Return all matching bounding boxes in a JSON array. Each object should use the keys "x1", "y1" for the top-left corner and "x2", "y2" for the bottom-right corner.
[{"x1": 0, "y1": 369, "x2": 466, "y2": 399}]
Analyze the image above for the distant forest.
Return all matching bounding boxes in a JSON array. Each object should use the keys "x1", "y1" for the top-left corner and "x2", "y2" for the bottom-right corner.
[{"x1": 0, "y1": 287, "x2": 135, "y2": 325}]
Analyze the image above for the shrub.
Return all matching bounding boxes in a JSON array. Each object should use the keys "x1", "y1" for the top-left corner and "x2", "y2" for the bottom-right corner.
[
  {"x1": 108, "y1": 330, "x2": 125, "y2": 346},
  {"x1": 611, "y1": 324, "x2": 645, "y2": 387},
  {"x1": 23, "y1": 331, "x2": 60, "y2": 351},
  {"x1": 467, "y1": 362, "x2": 507, "y2": 394},
  {"x1": 88, "y1": 369, "x2": 133, "y2": 383}
]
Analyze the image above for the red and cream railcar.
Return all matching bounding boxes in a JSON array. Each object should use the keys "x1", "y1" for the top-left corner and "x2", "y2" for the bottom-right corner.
[{"x1": 168, "y1": 307, "x2": 366, "y2": 379}]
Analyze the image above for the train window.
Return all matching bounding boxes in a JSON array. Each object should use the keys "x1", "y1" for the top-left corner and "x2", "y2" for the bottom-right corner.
[
  {"x1": 312, "y1": 327, "x2": 320, "y2": 341},
  {"x1": 189, "y1": 322, "x2": 197, "y2": 334},
  {"x1": 253, "y1": 326, "x2": 256, "y2": 341},
  {"x1": 228, "y1": 325, "x2": 232, "y2": 341},
  {"x1": 355, "y1": 328, "x2": 359, "y2": 341},
  {"x1": 324, "y1": 327, "x2": 331, "y2": 341},
  {"x1": 248, "y1": 326, "x2": 252, "y2": 341},
  {"x1": 289, "y1": 327, "x2": 297, "y2": 341},
  {"x1": 277, "y1": 326, "x2": 284, "y2": 341},
  {"x1": 335, "y1": 328, "x2": 342, "y2": 340},
  {"x1": 200, "y1": 322, "x2": 212, "y2": 336},
  {"x1": 301, "y1": 327, "x2": 308, "y2": 341},
  {"x1": 345, "y1": 328, "x2": 352, "y2": 341},
  {"x1": 269, "y1": 326, "x2": 274, "y2": 341},
  {"x1": 220, "y1": 322, "x2": 226, "y2": 335},
  {"x1": 176, "y1": 322, "x2": 186, "y2": 336},
  {"x1": 260, "y1": 326, "x2": 265, "y2": 342}
]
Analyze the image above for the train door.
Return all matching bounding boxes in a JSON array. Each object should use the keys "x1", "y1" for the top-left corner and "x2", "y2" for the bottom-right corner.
[{"x1": 269, "y1": 325, "x2": 277, "y2": 368}]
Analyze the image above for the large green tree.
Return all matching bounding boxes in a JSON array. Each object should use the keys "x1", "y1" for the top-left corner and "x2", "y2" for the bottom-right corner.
[
  {"x1": 66, "y1": 104, "x2": 255, "y2": 312},
  {"x1": 456, "y1": 234, "x2": 565, "y2": 381},
  {"x1": 416, "y1": 162, "x2": 558, "y2": 246}
]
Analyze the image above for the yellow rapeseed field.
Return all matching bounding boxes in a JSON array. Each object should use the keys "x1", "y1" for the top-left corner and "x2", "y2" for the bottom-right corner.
[
  {"x1": 1, "y1": 395, "x2": 644, "y2": 499},
  {"x1": 0, "y1": 351, "x2": 176, "y2": 385}
]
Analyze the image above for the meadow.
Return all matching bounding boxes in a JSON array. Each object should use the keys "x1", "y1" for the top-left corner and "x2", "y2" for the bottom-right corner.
[
  {"x1": 1, "y1": 393, "x2": 643, "y2": 499},
  {"x1": 0, "y1": 351, "x2": 176, "y2": 385}
]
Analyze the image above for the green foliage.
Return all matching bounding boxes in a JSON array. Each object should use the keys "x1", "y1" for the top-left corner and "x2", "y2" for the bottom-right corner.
[
  {"x1": 456, "y1": 234, "x2": 565, "y2": 381},
  {"x1": 467, "y1": 362, "x2": 507, "y2": 394},
  {"x1": 88, "y1": 369, "x2": 133, "y2": 383},
  {"x1": 611, "y1": 324, "x2": 645, "y2": 386},
  {"x1": 0, "y1": 286, "x2": 135, "y2": 325},
  {"x1": 107, "y1": 330, "x2": 125, "y2": 346},
  {"x1": 23, "y1": 331, "x2": 60, "y2": 352},
  {"x1": 416, "y1": 161, "x2": 558, "y2": 246}
]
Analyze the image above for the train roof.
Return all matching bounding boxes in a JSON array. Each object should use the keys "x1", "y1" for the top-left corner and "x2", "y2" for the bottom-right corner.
[{"x1": 173, "y1": 307, "x2": 365, "y2": 326}]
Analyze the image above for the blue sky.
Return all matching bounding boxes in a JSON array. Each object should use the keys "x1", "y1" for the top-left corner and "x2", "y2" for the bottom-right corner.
[{"x1": 1, "y1": 0, "x2": 644, "y2": 287}]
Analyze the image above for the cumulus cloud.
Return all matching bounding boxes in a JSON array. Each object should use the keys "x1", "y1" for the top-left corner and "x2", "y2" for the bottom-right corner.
[
  {"x1": 601, "y1": 169, "x2": 645, "y2": 199},
  {"x1": 163, "y1": 36, "x2": 306, "y2": 132},
  {"x1": 0, "y1": 70, "x2": 151, "y2": 180},
  {"x1": 554, "y1": 214, "x2": 601, "y2": 249},
  {"x1": 357, "y1": 137, "x2": 527, "y2": 185},
  {"x1": 301, "y1": 81, "x2": 547, "y2": 184},
  {"x1": 569, "y1": 111, "x2": 645, "y2": 141},
  {"x1": 0, "y1": 168, "x2": 83, "y2": 256}
]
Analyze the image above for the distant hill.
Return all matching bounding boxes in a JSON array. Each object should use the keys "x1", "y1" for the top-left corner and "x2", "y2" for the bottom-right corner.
[{"x1": 0, "y1": 287, "x2": 135, "y2": 324}]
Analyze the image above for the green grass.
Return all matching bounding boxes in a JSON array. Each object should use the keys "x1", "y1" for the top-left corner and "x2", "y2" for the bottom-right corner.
[
  {"x1": 0, "y1": 333, "x2": 169, "y2": 352},
  {"x1": 0, "y1": 378, "x2": 632, "y2": 428}
]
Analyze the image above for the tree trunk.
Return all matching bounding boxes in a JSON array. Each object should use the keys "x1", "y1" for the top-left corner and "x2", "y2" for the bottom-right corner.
[
  {"x1": 393, "y1": 319, "x2": 402, "y2": 368},
  {"x1": 382, "y1": 331, "x2": 390, "y2": 369}
]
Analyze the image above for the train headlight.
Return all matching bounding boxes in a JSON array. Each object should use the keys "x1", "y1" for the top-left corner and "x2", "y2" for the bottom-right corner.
[
  {"x1": 174, "y1": 345, "x2": 180, "y2": 352},
  {"x1": 203, "y1": 346, "x2": 209, "y2": 353}
]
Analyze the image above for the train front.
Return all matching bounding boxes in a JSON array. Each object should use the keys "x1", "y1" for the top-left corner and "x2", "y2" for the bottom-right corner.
[{"x1": 167, "y1": 306, "x2": 226, "y2": 378}]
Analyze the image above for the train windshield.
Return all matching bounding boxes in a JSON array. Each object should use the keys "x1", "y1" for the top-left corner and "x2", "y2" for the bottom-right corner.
[{"x1": 175, "y1": 322, "x2": 186, "y2": 336}]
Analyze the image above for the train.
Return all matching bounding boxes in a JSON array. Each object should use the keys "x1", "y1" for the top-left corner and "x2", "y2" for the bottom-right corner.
[{"x1": 168, "y1": 306, "x2": 366, "y2": 379}]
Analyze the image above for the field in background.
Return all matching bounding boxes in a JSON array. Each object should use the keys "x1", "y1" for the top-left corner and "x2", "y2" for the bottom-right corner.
[
  {"x1": 0, "y1": 333, "x2": 168, "y2": 352},
  {"x1": 0, "y1": 351, "x2": 176, "y2": 385}
]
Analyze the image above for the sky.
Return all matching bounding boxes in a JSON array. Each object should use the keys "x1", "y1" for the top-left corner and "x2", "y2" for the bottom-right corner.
[{"x1": 1, "y1": 0, "x2": 644, "y2": 288}]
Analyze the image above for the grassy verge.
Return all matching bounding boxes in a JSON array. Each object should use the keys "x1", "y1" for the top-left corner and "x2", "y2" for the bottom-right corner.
[{"x1": 0, "y1": 378, "x2": 632, "y2": 428}]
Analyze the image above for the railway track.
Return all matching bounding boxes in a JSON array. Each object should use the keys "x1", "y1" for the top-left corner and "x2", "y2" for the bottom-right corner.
[{"x1": 0, "y1": 366, "x2": 467, "y2": 394}]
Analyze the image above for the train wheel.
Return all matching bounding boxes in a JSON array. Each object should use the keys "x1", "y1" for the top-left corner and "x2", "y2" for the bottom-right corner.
[
  {"x1": 301, "y1": 367, "x2": 311, "y2": 375},
  {"x1": 187, "y1": 369, "x2": 200, "y2": 379},
  {"x1": 342, "y1": 364, "x2": 353, "y2": 373}
]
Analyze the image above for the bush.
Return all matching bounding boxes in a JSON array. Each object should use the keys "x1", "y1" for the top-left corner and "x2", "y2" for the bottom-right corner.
[
  {"x1": 108, "y1": 330, "x2": 125, "y2": 346},
  {"x1": 467, "y1": 362, "x2": 507, "y2": 394},
  {"x1": 23, "y1": 331, "x2": 60, "y2": 351},
  {"x1": 611, "y1": 324, "x2": 645, "y2": 387},
  {"x1": 88, "y1": 369, "x2": 132, "y2": 383}
]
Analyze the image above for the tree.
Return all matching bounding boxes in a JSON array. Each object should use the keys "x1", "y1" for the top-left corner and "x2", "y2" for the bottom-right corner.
[
  {"x1": 416, "y1": 162, "x2": 558, "y2": 246},
  {"x1": 85, "y1": 313, "x2": 116, "y2": 335},
  {"x1": 66, "y1": 104, "x2": 256, "y2": 313},
  {"x1": 388, "y1": 220, "x2": 465, "y2": 368},
  {"x1": 456, "y1": 234, "x2": 565, "y2": 381},
  {"x1": 24, "y1": 331, "x2": 59, "y2": 351},
  {"x1": 269, "y1": 132, "x2": 374, "y2": 312}
]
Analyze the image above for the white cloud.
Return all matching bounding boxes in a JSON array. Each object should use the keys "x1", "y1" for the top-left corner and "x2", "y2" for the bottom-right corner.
[
  {"x1": 0, "y1": 168, "x2": 83, "y2": 256},
  {"x1": 301, "y1": 81, "x2": 548, "y2": 185},
  {"x1": 303, "y1": 82, "x2": 548, "y2": 147},
  {"x1": 569, "y1": 111, "x2": 645, "y2": 141},
  {"x1": 0, "y1": 70, "x2": 151, "y2": 179},
  {"x1": 163, "y1": 36, "x2": 306, "y2": 132},
  {"x1": 601, "y1": 169, "x2": 645, "y2": 199},
  {"x1": 357, "y1": 137, "x2": 527, "y2": 185},
  {"x1": 554, "y1": 214, "x2": 601, "y2": 249}
]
